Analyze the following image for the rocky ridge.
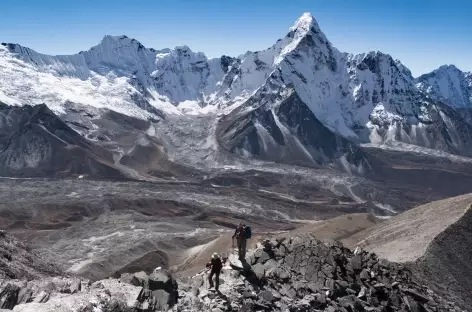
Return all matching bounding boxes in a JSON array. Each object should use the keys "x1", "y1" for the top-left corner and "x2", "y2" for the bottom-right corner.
[{"x1": 0, "y1": 233, "x2": 464, "y2": 311}]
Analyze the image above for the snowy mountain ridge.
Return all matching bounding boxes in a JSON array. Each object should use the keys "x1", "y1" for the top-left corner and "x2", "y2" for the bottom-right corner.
[
  {"x1": 416, "y1": 64, "x2": 472, "y2": 109},
  {"x1": 1, "y1": 12, "x2": 471, "y2": 157}
]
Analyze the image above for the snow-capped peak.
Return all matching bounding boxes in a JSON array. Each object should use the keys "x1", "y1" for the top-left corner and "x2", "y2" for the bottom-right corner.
[
  {"x1": 290, "y1": 12, "x2": 320, "y2": 33},
  {"x1": 100, "y1": 34, "x2": 135, "y2": 43},
  {"x1": 175, "y1": 45, "x2": 191, "y2": 52},
  {"x1": 1, "y1": 11, "x2": 472, "y2": 157},
  {"x1": 416, "y1": 64, "x2": 472, "y2": 108}
]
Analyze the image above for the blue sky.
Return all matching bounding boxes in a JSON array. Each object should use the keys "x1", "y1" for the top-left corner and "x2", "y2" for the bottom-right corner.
[{"x1": 0, "y1": 0, "x2": 470, "y2": 76}]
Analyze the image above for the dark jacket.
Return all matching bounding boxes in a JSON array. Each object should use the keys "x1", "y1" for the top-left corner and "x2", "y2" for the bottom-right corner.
[
  {"x1": 209, "y1": 257, "x2": 222, "y2": 272},
  {"x1": 232, "y1": 225, "x2": 245, "y2": 239}
]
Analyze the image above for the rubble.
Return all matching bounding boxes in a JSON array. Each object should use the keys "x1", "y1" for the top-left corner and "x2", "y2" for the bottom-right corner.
[{"x1": 0, "y1": 234, "x2": 466, "y2": 311}]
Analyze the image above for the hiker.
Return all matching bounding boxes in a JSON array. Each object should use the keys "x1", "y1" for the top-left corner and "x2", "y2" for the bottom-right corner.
[
  {"x1": 206, "y1": 252, "x2": 223, "y2": 290},
  {"x1": 232, "y1": 222, "x2": 251, "y2": 260}
]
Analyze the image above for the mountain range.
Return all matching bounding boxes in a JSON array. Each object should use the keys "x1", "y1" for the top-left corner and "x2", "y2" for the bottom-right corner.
[
  {"x1": 1, "y1": 12, "x2": 472, "y2": 311},
  {"x1": 1, "y1": 12, "x2": 471, "y2": 172}
]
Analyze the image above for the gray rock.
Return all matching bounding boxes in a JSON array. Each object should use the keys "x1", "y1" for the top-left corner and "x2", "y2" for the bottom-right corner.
[
  {"x1": 404, "y1": 288, "x2": 432, "y2": 303},
  {"x1": 358, "y1": 286, "x2": 367, "y2": 299},
  {"x1": 360, "y1": 269, "x2": 370, "y2": 280},
  {"x1": 307, "y1": 281, "x2": 324, "y2": 292},
  {"x1": 153, "y1": 289, "x2": 171, "y2": 310},
  {"x1": 149, "y1": 269, "x2": 176, "y2": 293},
  {"x1": 326, "y1": 306, "x2": 336, "y2": 312},
  {"x1": 0, "y1": 283, "x2": 20, "y2": 309},
  {"x1": 17, "y1": 287, "x2": 32, "y2": 304},
  {"x1": 259, "y1": 290, "x2": 274, "y2": 303},
  {"x1": 279, "y1": 284, "x2": 297, "y2": 299},
  {"x1": 271, "y1": 289, "x2": 282, "y2": 300},
  {"x1": 120, "y1": 273, "x2": 140, "y2": 286},
  {"x1": 263, "y1": 258, "x2": 279, "y2": 271},
  {"x1": 266, "y1": 267, "x2": 290, "y2": 282},
  {"x1": 350, "y1": 255, "x2": 363, "y2": 271},
  {"x1": 252, "y1": 263, "x2": 265, "y2": 280},
  {"x1": 338, "y1": 297, "x2": 356, "y2": 309},
  {"x1": 32, "y1": 290, "x2": 49, "y2": 303},
  {"x1": 69, "y1": 279, "x2": 81, "y2": 294},
  {"x1": 133, "y1": 271, "x2": 149, "y2": 288},
  {"x1": 3, "y1": 234, "x2": 464, "y2": 312},
  {"x1": 325, "y1": 278, "x2": 335, "y2": 291},
  {"x1": 257, "y1": 251, "x2": 272, "y2": 264},
  {"x1": 404, "y1": 295, "x2": 421, "y2": 312}
]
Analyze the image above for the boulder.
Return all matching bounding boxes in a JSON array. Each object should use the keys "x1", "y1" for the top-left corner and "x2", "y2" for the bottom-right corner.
[
  {"x1": 252, "y1": 263, "x2": 265, "y2": 280},
  {"x1": 0, "y1": 283, "x2": 20, "y2": 309},
  {"x1": 148, "y1": 269, "x2": 176, "y2": 293},
  {"x1": 403, "y1": 288, "x2": 432, "y2": 303}
]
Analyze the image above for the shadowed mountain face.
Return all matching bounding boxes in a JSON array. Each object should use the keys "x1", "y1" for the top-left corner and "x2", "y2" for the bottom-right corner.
[
  {"x1": 0, "y1": 103, "x2": 124, "y2": 178},
  {"x1": 217, "y1": 87, "x2": 369, "y2": 173}
]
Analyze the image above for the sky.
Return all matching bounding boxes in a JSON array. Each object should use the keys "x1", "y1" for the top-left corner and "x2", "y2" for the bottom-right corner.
[{"x1": 0, "y1": 0, "x2": 470, "y2": 76}]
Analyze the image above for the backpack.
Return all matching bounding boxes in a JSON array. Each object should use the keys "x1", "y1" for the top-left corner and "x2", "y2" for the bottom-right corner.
[{"x1": 244, "y1": 226, "x2": 252, "y2": 239}]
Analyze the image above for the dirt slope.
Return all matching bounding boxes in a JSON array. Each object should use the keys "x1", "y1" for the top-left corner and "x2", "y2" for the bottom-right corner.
[
  {"x1": 289, "y1": 213, "x2": 381, "y2": 240},
  {"x1": 416, "y1": 205, "x2": 472, "y2": 308},
  {"x1": 175, "y1": 213, "x2": 380, "y2": 277},
  {"x1": 342, "y1": 193, "x2": 472, "y2": 262}
]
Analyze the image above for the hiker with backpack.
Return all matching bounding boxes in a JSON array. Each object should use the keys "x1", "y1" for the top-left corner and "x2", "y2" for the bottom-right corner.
[
  {"x1": 232, "y1": 222, "x2": 251, "y2": 260},
  {"x1": 206, "y1": 252, "x2": 223, "y2": 291}
]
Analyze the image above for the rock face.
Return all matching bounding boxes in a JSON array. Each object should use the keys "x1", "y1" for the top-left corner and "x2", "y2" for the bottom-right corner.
[
  {"x1": 216, "y1": 86, "x2": 370, "y2": 171},
  {"x1": 0, "y1": 103, "x2": 125, "y2": 178}
]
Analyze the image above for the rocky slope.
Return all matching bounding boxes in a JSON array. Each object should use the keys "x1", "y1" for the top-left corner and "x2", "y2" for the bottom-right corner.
[
  {"x1": 0, "y1": 234, "x2": 465, "y2": 311},
  {"x1": 0, "y1": 103, "x2": 125, "y2": 178},
  {"x1": 0, "y1": 231, "x2": 61, "y2": 280},
  {"x1": 343, "y1": 193, "x2": 472, "y2": 308},
  {"x1": 418, "y1": 206, "x2": 472, "y2": 309}
]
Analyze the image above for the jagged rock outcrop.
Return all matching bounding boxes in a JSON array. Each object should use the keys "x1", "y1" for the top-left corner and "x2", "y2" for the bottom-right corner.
[
  {"x1": 0, "y1": 268, "x2": 179, "y2": 312},
  {"x1": 0, "y1": 234, "x2": 465, "y2": 311},
  {"x1": 175, "y1": 235, "x2": 463, "y2": 311}
]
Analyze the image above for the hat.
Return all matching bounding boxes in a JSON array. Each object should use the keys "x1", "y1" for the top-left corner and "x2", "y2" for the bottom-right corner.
[{"x1": 212, "y1": 252, "x2": 220, "y2": 259}]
